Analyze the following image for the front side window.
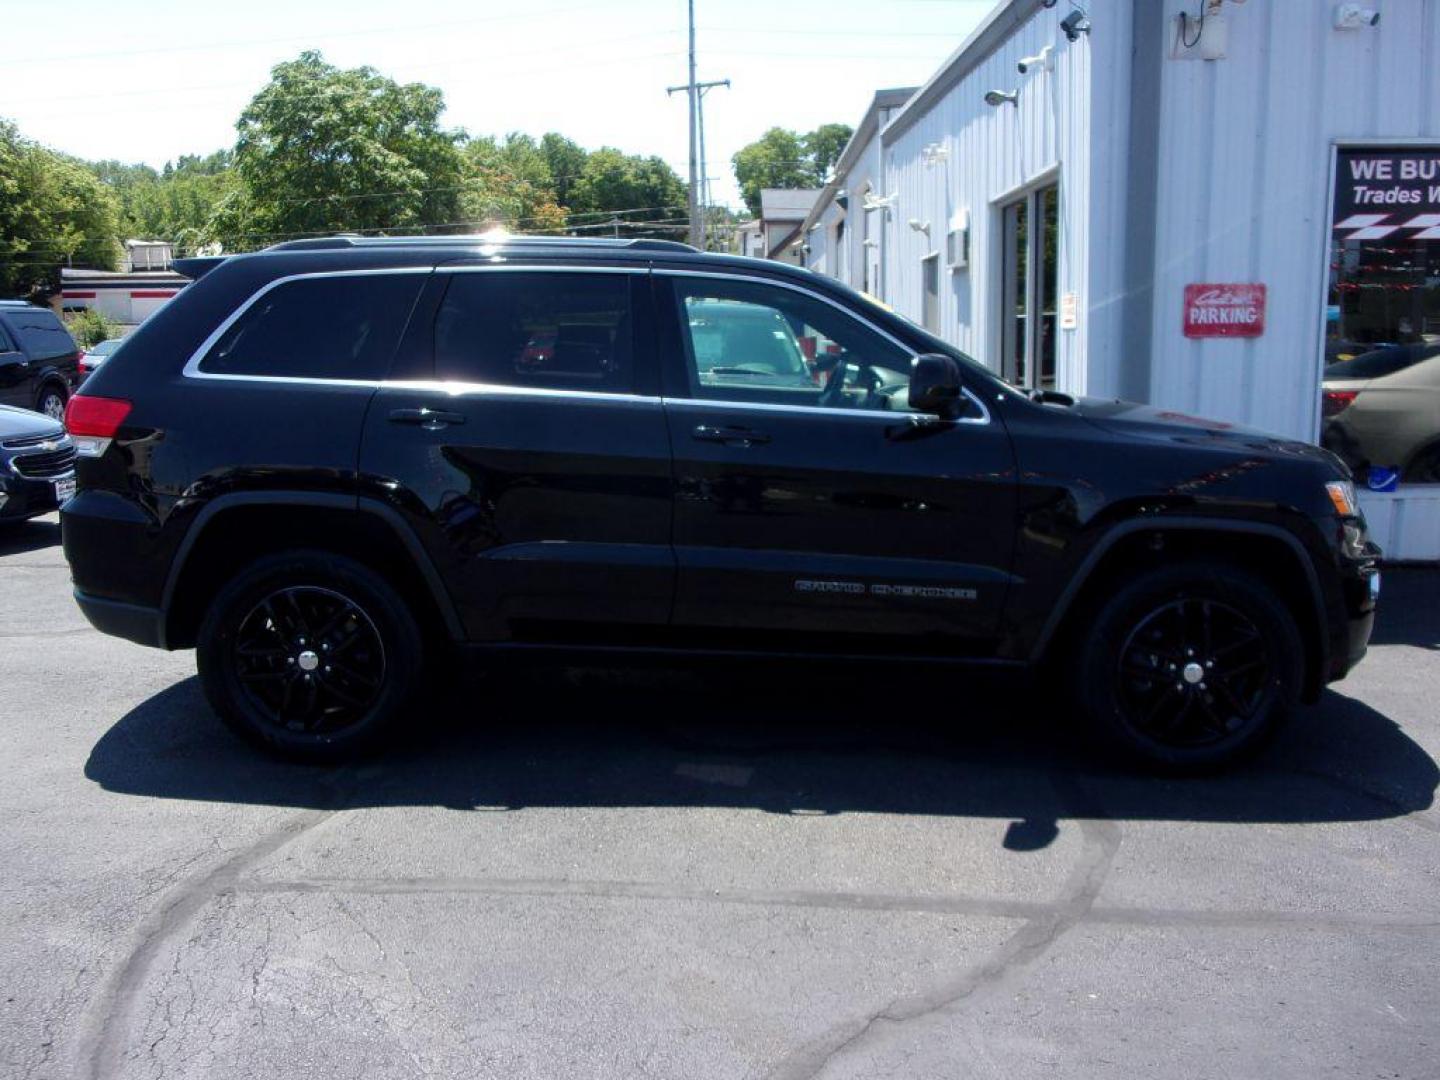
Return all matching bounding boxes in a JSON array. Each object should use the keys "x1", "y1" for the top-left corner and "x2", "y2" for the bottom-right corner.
[
  {"x1": 670, "y1": 277, "x2": 916, "y2": 412},
  {"x1": 201, "y1": 273, "x2": 423, "y2": 380},
  {"x1": 434, "y1": 272, "x2": 633, "y2": 393}
]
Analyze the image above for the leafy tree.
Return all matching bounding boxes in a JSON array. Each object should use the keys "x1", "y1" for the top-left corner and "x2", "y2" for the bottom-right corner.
[
  {"x1": 461, "y1": 133, "x2": 562, "y2": 231},
  {"x1": 731, "y1": 127, "x2": 811, "y2": 217},
  {"x1": 568, "y1": 148, "x2": 687, "y2": 236},
  {"x1": 233, "y1": 50, "x2": 466, "y2": 240},
  {"x1": 540, "y1": 132, "x2": 587, "y2": 208},
  {"x1": 804, "y1": 123, "x2": 854, "y2": 181},
  {"x1": 0, "y1": 120, "x2": 122, "y2": 296},
  {"x1": 731, "y1": 123, "x2": 855, "y2": 217}
]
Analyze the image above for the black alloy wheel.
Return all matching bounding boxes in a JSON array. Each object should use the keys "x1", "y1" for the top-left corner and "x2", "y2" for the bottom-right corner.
[
  {"x1": 1115, "y1": 598, "x2": 1274, "y2": 750},
  {"x1": 232, "y1": 586, "x2": 386, "y2": 734},
  {"x1": 1073, "y1": 561, "x2": 1301, "y2": 770},
  {"x1": 198, "y1": 551, "x2": 424, "y2": 761}
]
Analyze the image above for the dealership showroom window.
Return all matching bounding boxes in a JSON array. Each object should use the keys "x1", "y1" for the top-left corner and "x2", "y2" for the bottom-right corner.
[{"x1": 1324, "y1": 146, "x2": 1440, "y2": 487}]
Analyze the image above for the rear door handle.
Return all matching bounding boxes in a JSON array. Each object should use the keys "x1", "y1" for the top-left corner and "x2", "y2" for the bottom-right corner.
[
  {"x1": 692, "y1": 424, "x2": 771, "y2": 447},
  {"x1": 388, "y1": 407, "x2": 466, "y2": 429}
]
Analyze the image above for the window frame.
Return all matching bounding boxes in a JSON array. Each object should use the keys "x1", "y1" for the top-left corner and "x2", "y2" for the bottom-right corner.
[
  {"x1": 654, "y1": 269, "x2": 990, "y2": 424},
  {"x1": 183, "y1": 268, "x2": 432, "y2": 386}
]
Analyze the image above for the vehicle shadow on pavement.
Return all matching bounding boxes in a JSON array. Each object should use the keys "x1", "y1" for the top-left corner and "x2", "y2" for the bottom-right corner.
[
  {"x1": 85, "y1": 661, "x2": 1437, "y2": 843},
  {"x1": 0, "y1": 519, "x2": 60, "y2": 556}
]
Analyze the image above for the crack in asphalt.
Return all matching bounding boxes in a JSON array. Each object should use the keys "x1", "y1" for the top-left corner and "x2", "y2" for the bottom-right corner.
[
  {"x1": 73, "y1": 771, "x2": 352, "y2": 1080},
  {"x1": 760, "y1": 770, "x2": 1121, "y2": 1080}
]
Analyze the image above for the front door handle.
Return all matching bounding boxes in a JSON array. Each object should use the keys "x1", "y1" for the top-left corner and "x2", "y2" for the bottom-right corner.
[
  {"x1": 692, "y1": 424, "x2": 771, "y2": 447},
  {"x1": 388, "y1": 407, "x2": 466, "y2": 429}
]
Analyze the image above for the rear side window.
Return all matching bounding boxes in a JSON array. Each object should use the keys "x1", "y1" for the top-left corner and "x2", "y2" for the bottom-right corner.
[
  {"x1": 7, "y1": 309, "x2": 75, "y2": 361},
  {"x1": 434, "y1": 271, "x2": 634, "y2": 393},
  {"x1": 1324, "y1": 343, "x2": 1440, "y2": 380},
  {"x1": 0, "y1": 323, "x2": 15, "y2": 352},
  {"x1": 200, "y1": 273, "x2": 424, "y2": 380}
]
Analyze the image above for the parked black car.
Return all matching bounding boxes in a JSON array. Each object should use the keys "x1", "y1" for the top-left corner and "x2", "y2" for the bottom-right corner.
[
  {"x1": 0, "y1": 402, "x2": 76, "y2": 524},
  {"x1": 0, "y1": 301, "x2": 81, "y2": 420},
  {"x1": 61, "y1": 235, "x2": 1380, "y2": 769}
]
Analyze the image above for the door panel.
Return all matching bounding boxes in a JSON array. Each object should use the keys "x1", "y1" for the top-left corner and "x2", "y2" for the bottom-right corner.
[
  {"x1": 358, "y1": 269, "x2": 673, "y2": 642},
  {"x1": 656, "y1": 273, "x2": 1017, "y2": 648}
]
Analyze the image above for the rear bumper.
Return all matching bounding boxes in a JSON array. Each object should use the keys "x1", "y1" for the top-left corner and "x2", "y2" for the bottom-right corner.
[{"x1": 73, "y1": 589, "x2": 166, "y2": 649}]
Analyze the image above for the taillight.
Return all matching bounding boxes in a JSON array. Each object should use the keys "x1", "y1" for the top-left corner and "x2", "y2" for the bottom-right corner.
[
  {"x1": 64, "y1": 394, "x2": 132, "y2": 457},
  {"x1": 1323, "y1": 389, "x2": 1359, "y2": 417}
]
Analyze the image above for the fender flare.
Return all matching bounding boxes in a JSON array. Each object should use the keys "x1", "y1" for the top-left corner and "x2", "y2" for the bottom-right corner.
[
  {"x1": 1029, "y1": 516, "x2": 1330, "y2": 677},
  {"x1": 160, "y1": 491, "x2": 465, "y2": 644}
]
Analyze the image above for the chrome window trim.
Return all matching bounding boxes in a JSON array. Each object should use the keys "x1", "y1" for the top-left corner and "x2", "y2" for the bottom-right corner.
[
  {"x1": 435, "y1": 264, "x2": 648, "y2": 275},
  {"x1": 656, "y1": 268, "x2": 991, "y2": 426},
  {"x1": 661, "y1": 393, "x2": 990, "y2": 424},
  {"x1": 182, "y1": 267, "x2": 433, "y2": 384},
  {"x1": 381, "y1": 379, "x2": 660, "y2": 406}
]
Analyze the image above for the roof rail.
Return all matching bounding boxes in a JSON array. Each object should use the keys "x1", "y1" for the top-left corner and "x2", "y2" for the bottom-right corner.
[{"x1": 263, "y1": 234, "x2": 697, "y2": 253}]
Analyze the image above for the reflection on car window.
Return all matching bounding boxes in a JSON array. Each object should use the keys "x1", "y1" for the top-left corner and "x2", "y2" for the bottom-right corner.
[
  {"x1": 1324, "y1": 343, "x2": 1440, "y2": 381},
  {"x1": 436, "y1": 272, "x2": 633, "y2": 393},
  {"x1": 672, "y1": 278, "x2": 919, "y2": 413}
]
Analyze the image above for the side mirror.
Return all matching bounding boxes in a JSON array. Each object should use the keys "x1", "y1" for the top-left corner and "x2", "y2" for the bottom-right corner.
[{"x1": 907, "y1": 353, "x2": 964, "y2": 417}]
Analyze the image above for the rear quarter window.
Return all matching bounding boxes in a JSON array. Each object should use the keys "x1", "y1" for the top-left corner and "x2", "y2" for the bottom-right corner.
[
  {"x1": 198, "y1": 272, "x2": 425, "y2": 380},
  {"x1": 6, "y1": 309, "x2": 76, "y2": 362}
]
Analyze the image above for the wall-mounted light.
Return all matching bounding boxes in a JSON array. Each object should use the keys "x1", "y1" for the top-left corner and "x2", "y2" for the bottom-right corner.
[
  {"x1": 1018, "y1": 44, "x2": 1053, "y2": 74},
  {"x1": 1061, "y1": 10, "x2": 1091, "y2": 41},
  {"x1": 907, "y1": 219, "x2": 931, "y2": 236},
  {"x1": 984, "y1": 89, "x2": 1019, "y2": 107},
  {"x1": 921, "y1": 143, "x2": 950, "y2": 166},
  {"x1": 862, "y1": 192, "x2": 898, "y2": 211},
  {"x1": 1333, "y1": 3, "x2": 1380, "y2": 28}
]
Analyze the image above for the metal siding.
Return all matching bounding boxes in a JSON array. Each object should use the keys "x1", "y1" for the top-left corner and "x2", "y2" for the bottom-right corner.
[{"x1": 1147, "y1": 0, "x2": 1440, "y2": 441}]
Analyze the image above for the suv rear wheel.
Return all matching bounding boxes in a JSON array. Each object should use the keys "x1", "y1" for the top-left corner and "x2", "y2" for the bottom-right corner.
[
  {"x1": 197, "y1": 551, "x2": 423, "y2": 762},
  {"x1": 1072, "y1": 561, "x2": 1302, "y2": 770}
]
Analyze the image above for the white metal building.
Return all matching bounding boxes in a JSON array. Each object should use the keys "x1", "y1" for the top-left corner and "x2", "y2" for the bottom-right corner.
[{"x1": 797, "y1": 0, "x2": 1440, "y2": 558}]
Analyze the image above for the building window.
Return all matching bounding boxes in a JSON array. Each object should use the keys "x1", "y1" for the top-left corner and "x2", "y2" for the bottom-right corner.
[
  {"x1": 999, "y1": 182, "x2": 1059, "y2": 389},
  {"x1": 921, "y1": 253, "x2": 940, "y2": 333}
]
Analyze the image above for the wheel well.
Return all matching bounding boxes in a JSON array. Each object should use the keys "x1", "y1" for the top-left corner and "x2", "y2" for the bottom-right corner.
[
  {"x1": 164, "y1": 504, "x2": 454, "y2": 650},
  {"x1": 1048, "y1": 528, "x2": 1326, "y2": 701},
  {"x1": 1402, "y1": 437, "x2": 1440, "y2": 479},
  {"x1": 36, "y1": 376, "x2": 67, "y2": 400}
]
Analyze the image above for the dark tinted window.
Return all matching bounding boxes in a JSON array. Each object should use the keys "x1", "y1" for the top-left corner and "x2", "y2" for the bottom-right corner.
[
  {"x1": 6, "y1": 309, "x2": 75, "y2": 361},
  {"x1": 435, "y1": 272, "x2": 633, "y2": 392},
  {"x1": 1324, "y1": 343, "x2": 1440, "y2": 380},
  {"x1": 0, "y1": 323, "x2": 14, "y2": 352},
  {"x1": 200, "y1": 273, "x2": 423, "y2": 380}
]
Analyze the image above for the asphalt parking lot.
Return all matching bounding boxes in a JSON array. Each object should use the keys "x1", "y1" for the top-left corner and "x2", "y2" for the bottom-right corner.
[{"x1": 2, "y1": 512, "x2": 1437, "y2": 1080}]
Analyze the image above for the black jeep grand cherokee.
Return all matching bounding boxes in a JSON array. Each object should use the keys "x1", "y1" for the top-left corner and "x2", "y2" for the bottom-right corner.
[{"x1": 61, "y1": 235, "x2": 1380, "y2": 768}]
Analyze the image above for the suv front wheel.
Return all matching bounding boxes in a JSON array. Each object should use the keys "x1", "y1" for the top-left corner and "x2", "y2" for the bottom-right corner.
[
  {"x1": 1073, "y1": 561, "x2": 1302, "y2": 770},
  {"x1": 197, "y1": 551, "x2": 424, "y2": 761}
]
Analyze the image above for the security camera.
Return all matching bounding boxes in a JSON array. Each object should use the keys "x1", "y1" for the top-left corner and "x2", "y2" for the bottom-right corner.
[
  {"x1": 1333, "y1": 4, "x2": 1380, "y2": 28},
  {"x1": 1018, "y1": 45, "x2": 1054, "y2": 73},
  {"x1": 984, "y1": 89, "x2": 1019, "y2": 107},
  {"x1": 1060, "y1": 10, "x2": 1091, "y2": 40},
  {"x1": 1039, "y1": 0, "x2": 1059, "y2": 7}
]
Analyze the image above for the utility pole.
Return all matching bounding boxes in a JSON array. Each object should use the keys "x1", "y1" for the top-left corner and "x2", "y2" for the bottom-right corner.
[{"x1": 667, "y1": 1, "x2": 728, "y2": 249}]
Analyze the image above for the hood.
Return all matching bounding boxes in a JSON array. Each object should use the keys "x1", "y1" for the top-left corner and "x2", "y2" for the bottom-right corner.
[
  {"x1": 0, "y1": 403, "x2": 64, "y2": 442},
  {"x1": 1066, "y1": 397, "x2": 1340, "y2": 468}
]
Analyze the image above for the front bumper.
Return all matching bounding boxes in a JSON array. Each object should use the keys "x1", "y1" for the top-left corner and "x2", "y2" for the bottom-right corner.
[
  {"x1": 0, "y1": 472, "x2": 70, "y2": 522},
  {"x1": 73, "y1": 589, "x2": 166, "y2": 649}
]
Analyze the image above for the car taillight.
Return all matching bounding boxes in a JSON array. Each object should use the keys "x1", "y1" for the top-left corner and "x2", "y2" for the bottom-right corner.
[
  {"x1": 1323, "y1": 389, "x2": 1359, "y2": 417},
  {"x1": 64, "y1": 394, "x2": 132, "y2": 457}
]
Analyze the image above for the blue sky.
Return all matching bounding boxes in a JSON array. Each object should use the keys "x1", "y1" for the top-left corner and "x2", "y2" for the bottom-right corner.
[{"x1": 0, "y1": 0, "x2": 995, "y2": 208}]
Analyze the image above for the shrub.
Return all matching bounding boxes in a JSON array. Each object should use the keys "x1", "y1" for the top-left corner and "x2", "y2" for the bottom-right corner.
[{"x1": 64, "y1": 308, "x2": 122, "y2": 348}]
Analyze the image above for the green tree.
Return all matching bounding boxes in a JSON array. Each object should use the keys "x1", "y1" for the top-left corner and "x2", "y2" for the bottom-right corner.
[
  {"x1": 233, "y1": 50, "x2": 466, "y2": 241},
  {"x1": 731, "y1": 123, "x2": 855, "y2": 216},
  {"x1": 460, "y1": 133, "x2": 563, "y2": 231},
  {"x1": 731, "y1": 127, "x2": 811, "y2": 217},
  {"x1": 568, "y1": 148, "x2": 687, "y2": 236},
  {"x1": 804, "y1": 123, "x2": 854, "y2": 181},
  {"x1": 540, "y1": 132, "x2": 587, "y2": 209},
  {"x1": 0, "y1": 120, "x2": 122, "y2": 296}
]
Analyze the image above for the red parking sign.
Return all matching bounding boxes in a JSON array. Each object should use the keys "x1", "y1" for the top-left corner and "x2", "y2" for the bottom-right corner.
[{"x1": 1183, "y1": 283, "x2": 1266, "y2": 338}]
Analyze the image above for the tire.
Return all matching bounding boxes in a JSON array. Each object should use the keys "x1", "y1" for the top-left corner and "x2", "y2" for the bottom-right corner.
[
  {"x1": 36, "y1": 383, "x2": 67, "y2": 422},
  {"x1": 1071, "y1": 561, "x2": 1303, "y2": 771},
  {"x1": 197, "y1": 550, "x2": 424, "y2": 762}
]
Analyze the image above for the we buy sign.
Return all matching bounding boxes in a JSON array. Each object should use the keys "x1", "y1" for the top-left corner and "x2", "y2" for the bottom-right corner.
[{"x1": 1182, "y1": 283, "x2": 1266, "y2": 339}]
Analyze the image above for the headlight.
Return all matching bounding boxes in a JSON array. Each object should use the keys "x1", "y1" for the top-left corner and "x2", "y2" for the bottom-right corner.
[{"x1": 1326, "y1": 479, "x2": 1359, "y2": 517}]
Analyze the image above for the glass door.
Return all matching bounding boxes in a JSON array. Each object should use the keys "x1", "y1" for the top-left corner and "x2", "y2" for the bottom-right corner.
[{"x1": 1000, "y1": 183, "x2": 1059, "y2": 390}]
